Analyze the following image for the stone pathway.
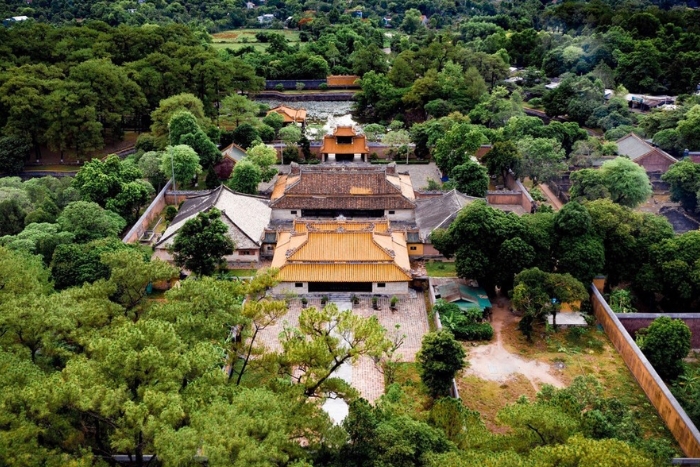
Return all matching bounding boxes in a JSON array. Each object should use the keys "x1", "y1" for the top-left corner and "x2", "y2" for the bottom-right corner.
[{"x1": 256, "y1": 295, "x2": 430, "y2": 404}]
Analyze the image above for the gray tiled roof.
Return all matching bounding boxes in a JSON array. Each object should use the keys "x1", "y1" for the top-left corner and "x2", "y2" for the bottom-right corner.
[
  {"x1": 156, "y1": 185, "x2": 271, "y2": 250},
  {"x1": 415, "y1": 190, "x2": 480, "y2": 240}
]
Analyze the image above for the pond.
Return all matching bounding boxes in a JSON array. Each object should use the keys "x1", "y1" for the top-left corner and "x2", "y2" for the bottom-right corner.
[{"x1": 255, "y1": 99, "x2": 354, "y2": 124}]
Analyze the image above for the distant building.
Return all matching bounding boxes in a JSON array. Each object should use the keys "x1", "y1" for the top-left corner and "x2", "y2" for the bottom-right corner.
[
  {"x1": 625, "y1": 93, "x2": 676, "y2": 111},
  {"x1": 3, "y1": 16, "x2": 29, "y2": 27},
  {"x1": 414, "y1": 190, "x2": 480, "y2": 257},
  {"x1": 615, "y1": 133, "x2": 677, "y2": 174},
  {"x1": 266, "y1": 105, "x2": 307, "y2": 127},
  {"x1": 246, "y1": 2, "x2": 255, "y2": 8},
  {"x1": 271, "y1": 219, "x2": 412, "y2": 294},
  {"x1": 257, "y1": 13, "x2": 274, "y2": 24},
  {"x1": 154, "y1": 185, "x2": 271, "y2": 266}
]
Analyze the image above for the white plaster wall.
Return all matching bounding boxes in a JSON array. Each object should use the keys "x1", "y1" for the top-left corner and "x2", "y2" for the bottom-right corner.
[
  {"x1": 373, "y1": 282, "x2": 409, "y2": 295},
  {"x1": 271, "y1": 209, "x2": 300, "y2": 220},
  {"x1": 386, "y1": 209, "x2": 415, "y2": 221},
  {"x1": 226, "y1": 250, "x2": 260, "y2": 263},
  {"x1": 272, "y1": 282, "x2": 308, "y2": 295}
]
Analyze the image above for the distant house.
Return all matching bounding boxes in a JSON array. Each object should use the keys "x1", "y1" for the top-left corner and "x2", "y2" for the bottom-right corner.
[
  {"x1": 615, "y1": 133, "x2": 677, "y2": 174},
  {"x1": 267, "y1": 105, "x2": 307, "y2": 127},
  {"x1": 319, "y1": 125, "x2": 369, "y2": 162},
  {"x1": 271, "y1": 219, "x2": 412, "y2": 295},
  {"x1": 3, "y1": 15, "x2": 29, "y2": 26},
  {"x1": 246, "y1": 2, "x2": 255, "y2": 8},
  {"x1": 257, "y1": 13, "x2": 274, "y2": 24},
  {"x1": 413, "y1": 190, "x2": 480, "y2": 257},
  {"x1": 626, "y1": 93, "x2": 676, "y2": 111},
  {"x1": 154, "y1": 185, "x2": 271, "y2": 266},
  {"x1": 269, "y1": 163, "x2": 416, "y2": 220}
]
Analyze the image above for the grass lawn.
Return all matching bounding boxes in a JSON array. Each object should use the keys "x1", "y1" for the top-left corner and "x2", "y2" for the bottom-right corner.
[
  {"x1": 228, "y1": 268, "x2": 257, "y2": 277},
  {"x1": 425, "y1": 261, "x2": 457, "y2": 277},
  {"x1": 211, "y1": 28, "x2": 301, "y2": 51}
]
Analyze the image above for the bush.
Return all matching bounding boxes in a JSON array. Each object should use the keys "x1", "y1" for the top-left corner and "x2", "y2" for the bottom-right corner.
[
  {"x1": 275, "y1": 83, "x2": 285, "y2": 91},
  {"x1": 528, "y1": 97, "x2": 543, "y2": 107},
  {"x1": 319, "y1": 83, "x2": 328, "y2": 91},
  {"x1": 295, "y1": 82, "x2": 305, "y2": 91},
  {"x1": 282, "y1": 146, "x2": 300, "y2": 164},
  {"x1": 164, "y1": 205, "x2": 178, "y2": 222},
  {"x1": 637, "y1": 316, "x2": 691, "y2": 381}
]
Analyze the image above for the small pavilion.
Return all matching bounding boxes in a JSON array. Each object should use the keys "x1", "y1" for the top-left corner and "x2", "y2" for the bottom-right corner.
[{"x1": 319, "y1": 126, "x2": 369, "y2": 162}]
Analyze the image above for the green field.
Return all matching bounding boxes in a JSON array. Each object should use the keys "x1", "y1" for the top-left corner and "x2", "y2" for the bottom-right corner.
[
  {"x1": 211, "y1": 28, "x2": 301, "y2": 51},
  {"x1": 425, "y1": 261, "x2": 458, "y2": 277}
]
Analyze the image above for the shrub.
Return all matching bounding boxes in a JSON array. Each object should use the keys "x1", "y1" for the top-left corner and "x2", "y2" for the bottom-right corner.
[
  {"x1": 319, "y1": 83, "x2": 328, "y2": 91},
  {"x1": 275, "y1": 83, "x2": 285, "y2": 91},
  {"x1": 637, "y1": 316, "x2": 691, "y2": 381},
  {"x1": 295, "y1": 82, "x2": 305, "y2": 91},
  {"x1": 164, "y1": 205, "x2": 178, "y2": 222}
]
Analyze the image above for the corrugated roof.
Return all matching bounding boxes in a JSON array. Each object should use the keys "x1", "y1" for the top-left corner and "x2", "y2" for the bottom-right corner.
[
  {"x1": 415, "y1": 190, "x2": 480, "y2": 240},
  {"x1": 156, "y1": 186, "x2": 271, "y2": 250},
  {"x1": 272, "y1": 220, "x2": 411, "y2": 282}
]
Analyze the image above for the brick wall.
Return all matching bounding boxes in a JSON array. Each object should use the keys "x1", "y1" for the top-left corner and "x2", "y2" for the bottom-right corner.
[{"x1": 590, "y1": 287, "x2": 700, "y2": 457}]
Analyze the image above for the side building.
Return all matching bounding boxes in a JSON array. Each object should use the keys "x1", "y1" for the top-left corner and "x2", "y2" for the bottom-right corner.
[{"x1": 154, "y1": 185, "x2": 271, "y2": 266}]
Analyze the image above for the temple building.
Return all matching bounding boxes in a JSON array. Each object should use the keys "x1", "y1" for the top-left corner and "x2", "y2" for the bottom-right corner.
[
  {"x1": 269, "y1": 163, "x2": 415, "y2": 220},
  {"x1": 270, "y1": 219, "x2": 412, "y2": 294},
  {"x1": 267, "y1": 105, "x2": 307, "y2": 127},
  {"x1": 319, "y1": 125, "x2": 369, "y2": 162}
]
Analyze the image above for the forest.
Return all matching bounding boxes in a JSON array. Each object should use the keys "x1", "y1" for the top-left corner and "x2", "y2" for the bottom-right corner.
[{"x1": 2, "y1": 0, "x2": 700, "y2": 465}]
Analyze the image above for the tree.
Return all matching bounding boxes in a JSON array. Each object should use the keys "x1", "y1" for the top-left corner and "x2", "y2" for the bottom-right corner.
[
  {"x1": 262, "y1": 112, "x2": 285, "y2": 133},
  {"x1": 363, "y1": 124, "x2": 385, "y2": 142},
  {"x1": 450, "y1": 161, "x2": 489, "y2": 197},
  {"x1": 138, "y1": 151, "x2": 167, "y2": 190},
  {"x1": 168, "y1": 110, "x2": 200, "y2": 145},
  {"x1": 0, "y1": 222, "x2": 74, "y2": 264},
  {"x1": 50, "y1": 237, "x2": 129, "y2": 290},
  {"x1": 72, "y1": 154, "x2": 142, "y2": 207},
  {"x1": 0, "y1": 136, "x2": 30, "y2": 175},
  {"x1": 482, "y1": 141, "x2": 521, "y2": 185},
  {"x1": 677, "y1": 105, "x2": 700, "y2": 150},
  {"x1": 662, "y1": 160, "x2": 700, "y2": 212},
  {"x1": 231, "y1": 123, "x2": 260, "y2": 149},
  {"x1": 160, "y1": 145, "x2": 202, "y2": 188},
  {"x1": 382, "y1": 129, "x2": 411, "y2": 162},
  {"x1": 637, "y1": 316, "x2": 691, "y2": 381},
  {"x1": 417, "y1": 331, "x2": 465, "y2": 398},
  {"x1": 228, "y1": 159, "x2": 262, "y2": 195},
  {"x1": 598, "y1": 157, "x2": 651, "y2": 208},
  {"x1": 401, "y1": 9, "x2": 424, "y2": 34},
  {"x1": 433, "y1": 124, "x2": 486, "y2": 177},
  {"x1": 150, "y1": 93, "x2": 208, "y2": 148},
  {"x1": 0, "y1": 199, "x2": 26, "y2": 237},
  {"x1": 219, "y1": 94, "x2": 258, "y2": 128},
  {"x1": 171, "y1": 208, "x2": 234, "y2": 276},
  {"x1": 56, "y1": 201, "x2": 127, "y2": 243},
  {"x1": 517, "y1": 136, "x2": 566, "y2": 185},
  {"x1": 279, "y1": 303, "x2": 390, "y2": 398},
  {"x1": 570, "y1": 169, "x2": 609, "y2": 202},
  {"x1": 180, "y1": 129, "x2": 221, "y2": 169},
  {"x1": 101, "y1": 249, "x2": 177, "y2": 312},
  {"x1": 279, "y1": 125, "x2": 302, "y2": 149},
  {"x1": 246, "y1": 143, "x2": 278, "y2": 182},
  {"x1": 511, "y1": 268, "x2": 588, "y2": 337}
]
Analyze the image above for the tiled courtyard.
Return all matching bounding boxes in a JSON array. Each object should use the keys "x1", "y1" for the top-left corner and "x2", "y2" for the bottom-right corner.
[{"x1": 256, "y1": 294, "x2": 430, "y2": 402}]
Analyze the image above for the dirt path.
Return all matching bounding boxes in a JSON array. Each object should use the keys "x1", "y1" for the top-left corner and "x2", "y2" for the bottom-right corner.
[{"x1": 465, "y1": 301, "x2": 564, "y2": 391}]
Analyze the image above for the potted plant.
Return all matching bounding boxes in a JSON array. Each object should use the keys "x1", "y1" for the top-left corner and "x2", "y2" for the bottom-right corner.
[
  {"x1": 321, "y1": 295, "x2": 328, "y2": 305},
  {"x1": 351, "y1": 294, "x2": 359, "y2": 305},
  {"x1": 301, "y1": 297, "x2": 308, "y2": 308},
  {"x1": 372, "y1": 296, "x2": 379, "y2": 310},
  {"x1": 390, "y1": 296, "x2": 398, "y2": 310}
]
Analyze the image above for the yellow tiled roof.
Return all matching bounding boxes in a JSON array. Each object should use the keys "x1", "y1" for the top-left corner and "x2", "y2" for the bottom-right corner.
[{"x1": 272, "y1": 220, "x2": 411, "y2": 282}]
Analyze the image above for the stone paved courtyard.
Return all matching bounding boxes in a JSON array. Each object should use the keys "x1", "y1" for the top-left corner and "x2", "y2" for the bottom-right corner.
[{"x1": 256, "y1": 294, "x2": 430, "y2": 403}]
